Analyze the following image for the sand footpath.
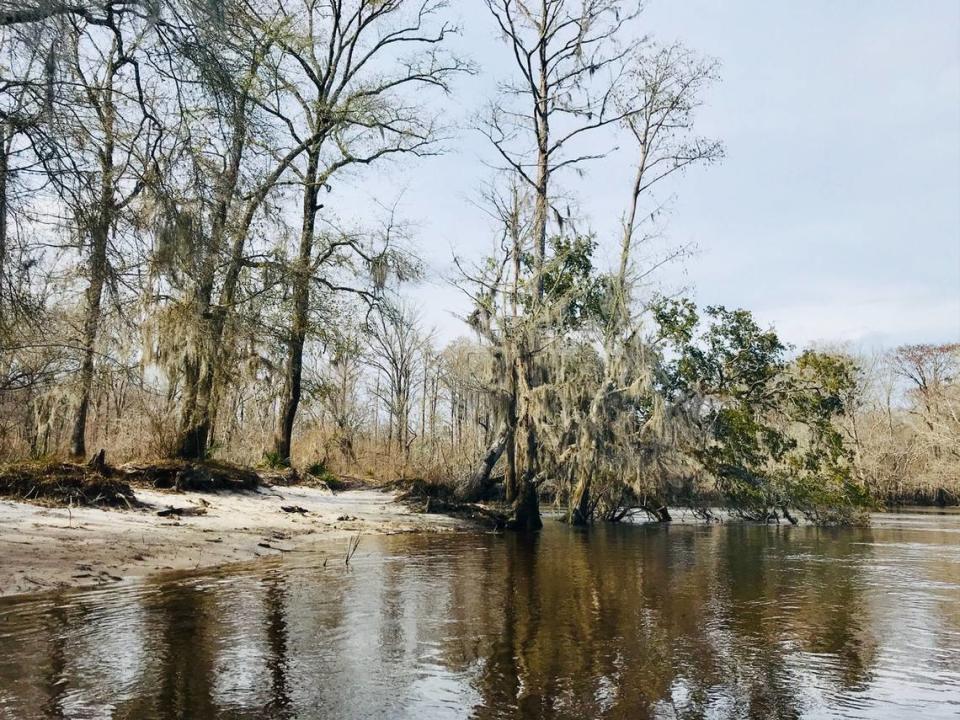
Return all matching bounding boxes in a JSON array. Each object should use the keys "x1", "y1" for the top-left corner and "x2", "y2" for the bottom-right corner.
[{"x1": 0, "y1": 485, "x2": 464, "y2": 598}]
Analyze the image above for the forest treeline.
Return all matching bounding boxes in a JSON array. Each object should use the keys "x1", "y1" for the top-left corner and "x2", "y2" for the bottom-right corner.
[{"x1": 1, "y1": 1, "x2": 957, "y2": 527}]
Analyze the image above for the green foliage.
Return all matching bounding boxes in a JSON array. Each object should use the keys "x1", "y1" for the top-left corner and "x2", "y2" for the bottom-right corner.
[
  {"x1": 653, "y1": 299, "x2": 869, "y2": 523},
  {"x1": 306, "y1": 461, "x2": 345, "y2": 490},
  {"x1": 521, "y1": 235, "x2": 607, "y2": 328},
  {"x1": 652, "y1": 297, "x2": 699, "y2": 345},
  {"x1": 261, "y1": 451, "x2": 289, "y2": 469}
]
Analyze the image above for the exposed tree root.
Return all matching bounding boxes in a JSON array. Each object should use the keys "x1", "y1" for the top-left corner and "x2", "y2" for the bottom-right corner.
[
  {"x1": 0, "y1": 453, "x2": 264, "y2": 508},
  {"x1": 118, "y1": 459, "x2": 260, "y2": 492},
  {"x1": 0, "y1": 461, "x2": 138, "y2": 508},
  {"x1": 396, "y1": 478, "x2": 508, "y2": 530}
]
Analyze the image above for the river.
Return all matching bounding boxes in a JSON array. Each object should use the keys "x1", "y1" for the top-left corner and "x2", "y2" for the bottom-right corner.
[{"x1": 1, "y1": 510, "x2": 958, "y2": 719}]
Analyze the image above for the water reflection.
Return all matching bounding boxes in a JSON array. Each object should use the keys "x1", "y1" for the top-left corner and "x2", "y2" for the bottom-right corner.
[{"x1": 1, "y1": 513, "x2": 959, "y2": 719}]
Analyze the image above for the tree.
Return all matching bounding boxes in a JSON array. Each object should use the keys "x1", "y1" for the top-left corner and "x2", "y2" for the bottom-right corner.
[
  {"x1": 364, "y1": 304, "x2": 426, "y2": 464},
  {"x1": 890, "y1": 343, "x2": 960, "y2": 500},
  {"x1": 465, "y1": 2, "x2": 723, "y2": 526},
  {"x1": 319, "y1": 331, "x2": 366, "y2": 463},
  {"x1": 476, "y1": 0, "x2": 650, "y2": 529},
  {"x1": 262, "y1": 0, "x2": 467, "y2": 464},
  {"x1": 63, "y1": 26, "x2": 159, "y2": 457},
  {"x1": 653, "y1": 302, "x2": 869, "y2": 524},
  {"x1": 564, "y1": 42, "x2": 723, "y2": 524},
  {"x1": 143, "y1": 1, "x2": 333, "y2": 459},
  {"x1": 0, "y1": 4, "x2": 161, "y2": 456}
]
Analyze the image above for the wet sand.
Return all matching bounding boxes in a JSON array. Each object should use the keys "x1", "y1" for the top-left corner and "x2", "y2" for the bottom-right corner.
[{"x1": 0, "y1": 485, "x2": 464, "y2": 598}]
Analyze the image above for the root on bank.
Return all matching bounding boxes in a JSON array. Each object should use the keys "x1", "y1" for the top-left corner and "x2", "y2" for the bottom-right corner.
[
  {"x1": 0, "y1": 453, "x2": 262, "y2": 508},
  {"x1": 0, "y1": 461, "x2": 138, "y2": 508},
  {"x1": 396, "y1": 478, "x2": 508, "y2": 530}
]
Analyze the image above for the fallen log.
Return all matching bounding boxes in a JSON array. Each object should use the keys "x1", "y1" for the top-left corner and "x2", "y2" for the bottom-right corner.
[{"x1": 157, "y1": 506, "x2": 207, "y2": 518}]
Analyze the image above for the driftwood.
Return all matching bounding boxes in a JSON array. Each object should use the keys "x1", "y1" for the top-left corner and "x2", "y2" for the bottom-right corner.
[
  {"x1": 258, "y1": 541, "x2": 290, "y2": 552},
  {"x1": 781, "y1": 506, "x2": 799, "y2": 525},
  {"x1": 422, "y1": 496, "x2": 507, "y2": 530},
  {"x1": 157, "y1": 505, "x2": 207, "y2": 518},
  {"x1": 280, "y1": 505, "x2": 309, "y2": 514},
  {"x1": 260, "y1": 468, "x2": 300, "y2": 487},
  {"x1": 396, "y1": 478, "x2": 507, "y2": 529}
]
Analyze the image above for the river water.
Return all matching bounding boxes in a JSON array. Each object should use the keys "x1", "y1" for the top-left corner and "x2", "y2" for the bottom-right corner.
[{"x1": 1, "y1": 511, "x2": 958, "y2": 719}]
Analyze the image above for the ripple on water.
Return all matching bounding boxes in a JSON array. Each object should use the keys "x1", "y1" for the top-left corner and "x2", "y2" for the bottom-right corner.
[{"x1": 0, "y1": 514, "x2": 959, "y2": 719}]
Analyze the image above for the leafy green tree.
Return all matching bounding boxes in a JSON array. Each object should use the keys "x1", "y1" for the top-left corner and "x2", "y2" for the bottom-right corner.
[
  {"x1": 520, "y1": 235, "x2": 607, "y2": 330},
  {"x1": 654, "y1": 300, "x2": 869, "y2": 523}
]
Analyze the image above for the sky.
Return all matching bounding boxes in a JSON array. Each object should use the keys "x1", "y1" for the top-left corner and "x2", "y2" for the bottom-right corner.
[{"x1": 333, "y1": 0, "x2": 960, "y2": 352}]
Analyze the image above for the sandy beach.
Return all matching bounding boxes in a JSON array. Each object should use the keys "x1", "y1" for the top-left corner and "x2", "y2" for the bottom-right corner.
[{"x1": 0, "y1": 485, "x2": 465, "y2": 598}]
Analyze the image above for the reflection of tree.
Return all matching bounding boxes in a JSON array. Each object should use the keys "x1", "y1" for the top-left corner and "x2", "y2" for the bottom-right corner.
[
  {"x1": 715, "y1": 523, "x2": 807, "y2": 718},
  {"x1": 457, "y1": 523, "x2": 879, "y2": 719},
  {"x1": 929, "y1": 526, "x2": 960, "y2": 670},
  {"x1": 265, "y1": 577, "x2": 292, "y2": 718},
  {"x1": 467, "y1": 527, "x2": 680, "y2": 719},
  {"x1": 40, "y1": 603, "x2": 70, "y2": 720},
  {"x1": 114, "y1": 583, "x2": 218, "y2": 719},
  {"x1": 3, "y1": 521, "x2": 896, "y2": 718},
  {"x1": 793, "y1": 530, "x2": 877, "y2": 693},
  {"x1": 470, "y1": 532, "x2": 537, "y2": 717},
  {"x1": 276, "y1": 561, "x2": 351, "y2": 715},
  {"x1": 376, "y1": 547, "x2": 408, "y2": 668}
]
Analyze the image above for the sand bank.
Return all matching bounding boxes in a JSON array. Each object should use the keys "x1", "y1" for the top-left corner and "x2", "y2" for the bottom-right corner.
[{"x1": 0, "y1": 485, "x2": 465, "y2": 598}]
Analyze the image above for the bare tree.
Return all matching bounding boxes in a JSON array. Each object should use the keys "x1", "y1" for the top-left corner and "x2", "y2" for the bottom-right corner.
[
  {"x1": 321, "y1": 333, "x2": 366, "y2": 463},
  {"x1": 566, "y1": 43, "x2": 723, "y2": 523},
  {"x1": 261, "y1": 0, "x2": 467, "y2": 464},
  {"x1": 364, "y1": 304, "x2": 426, "y2": 464}
]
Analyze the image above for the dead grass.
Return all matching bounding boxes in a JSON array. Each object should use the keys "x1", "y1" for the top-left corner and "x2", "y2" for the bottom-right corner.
[
  {"x1": 0, "y1": 461, "x2": 137, "y2": 508},
  {"x1": 118, "y1": 459, "x2": 260, "y2": 492},
  {"x1": 0, "y1": 457, "x2": 263, "y2": 508}
]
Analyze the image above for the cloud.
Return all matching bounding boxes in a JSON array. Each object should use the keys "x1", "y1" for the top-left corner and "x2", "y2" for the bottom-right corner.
[{"x1": 756, "y1": 292, "x2": 960, "y2": 350}]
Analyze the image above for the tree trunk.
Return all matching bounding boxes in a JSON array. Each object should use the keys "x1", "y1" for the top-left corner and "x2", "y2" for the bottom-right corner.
[
  {"x1": 508, "y1": 345, "x2": 541, "y2": 528},
  {"x1": 70, "y1": 76, "x2": 115, "y2": 457},
  {"x1": 274, "y1": 149, "x2": 320, "y2": 464},
  {"x1": 504, "y1": 354, "x2": 519, "y2": 502},
  {"x1": 69, "y1": 224, "x2": 108, "y2": 458},
  {"x1": 509, "y1": 374, "x2": 542, "y2": 530},
  {"x1": 459, "y1": 429, "x2": 506, "y2": 502},
  {"x1": 373, "y1": 370, "x2": 381, "y2": 443},
  {"x1": 505, "y1": 430, "x2": 517, "y2": 501},
  {"x1": 175, "y1": 105, "x2": 248, "y2": 460},
  {"x1": 504, "y1": 17, "x2": 551, "y2": 529},
  {"x1": 0, "y1": 122, "x2": 7, "y2": 307},
  {"x1": 419, "y1": 364, "x2": 427, "y2": 450},
  {"x1": 781, "y1": 506, "x2": 799, "y2": 525},
  {"x1": 640, "y1": 503, "x2": 671, "y2": 523},
  {"x1": 507, "y1": 465, "x2": 542, "y2": 531},
  {"x1": 569, "y1": 469, "x2": 592, "y2": 526},
  {"x1": 176, "y1": 346, "x2": 215, "y2": 459}
]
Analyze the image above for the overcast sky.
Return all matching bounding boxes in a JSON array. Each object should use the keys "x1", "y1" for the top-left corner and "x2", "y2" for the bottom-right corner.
[{"x1": 334, "y1": 0, "x2": 960, "y2": 352}]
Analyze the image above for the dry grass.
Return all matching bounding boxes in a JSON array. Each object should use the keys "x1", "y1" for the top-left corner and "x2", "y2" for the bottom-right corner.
[
  {"x1": 0, "y1": 461, "x2": 137, "y2": 508},
  {"x1": 118, "y1": 459, "x2": 260, "y2": 492},
  {"x1": 0, "y1": 457, "x2": 263, "y2": 509}
]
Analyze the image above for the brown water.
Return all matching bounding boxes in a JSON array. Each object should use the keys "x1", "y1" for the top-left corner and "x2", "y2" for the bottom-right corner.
[{"x1": 1, "y1": 511, "x2": 959, "y2": 719}]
